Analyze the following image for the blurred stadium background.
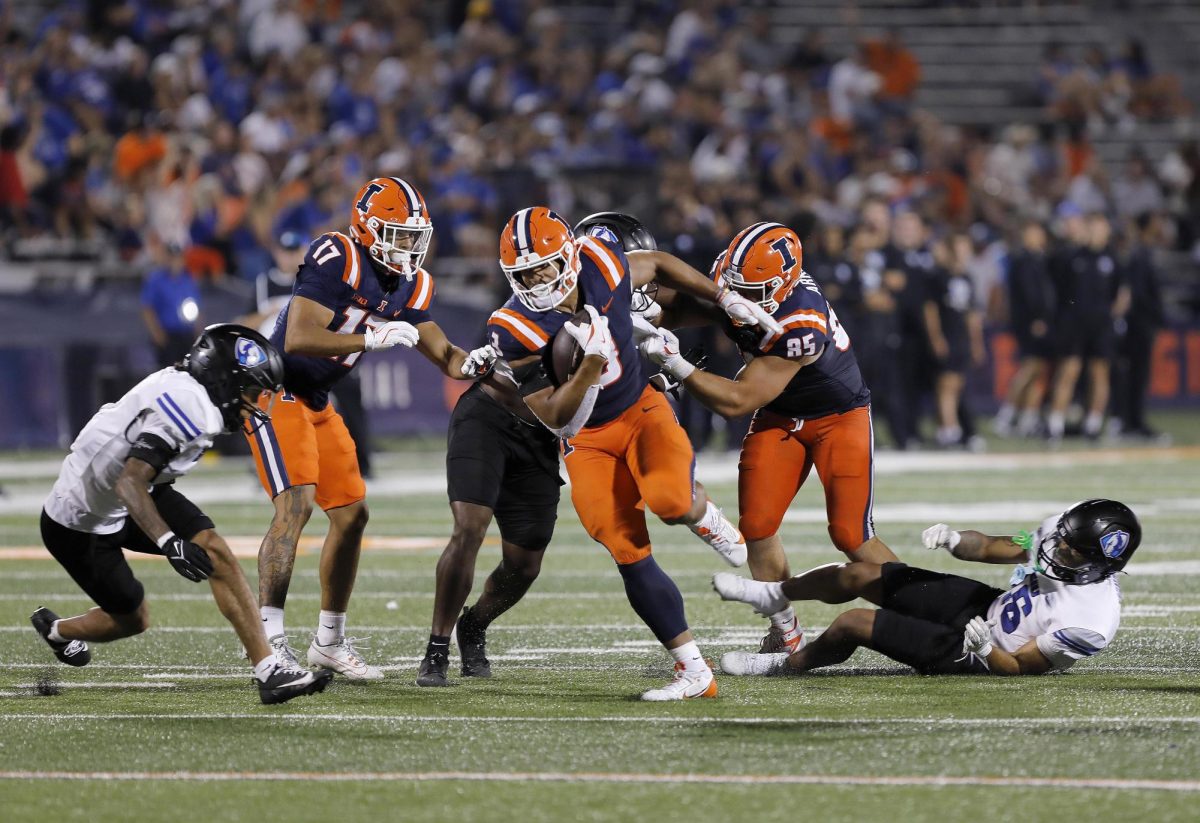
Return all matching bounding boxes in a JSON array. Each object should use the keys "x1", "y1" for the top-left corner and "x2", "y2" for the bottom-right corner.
[{"x1": 1, "y1": 0, "x2": 1198, "y2": 454}]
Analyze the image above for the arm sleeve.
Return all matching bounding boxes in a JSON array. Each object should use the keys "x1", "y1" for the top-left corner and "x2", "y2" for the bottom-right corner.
[
  {"x1": 552, "y1": 382, "x2": 599, "y2": 439},
  {"x1": 126, "y1": 431, "x2": 180, "y2": 474},
  {"x1": 1035, "y1": 627, "x2": 1108, "y2": 670}
]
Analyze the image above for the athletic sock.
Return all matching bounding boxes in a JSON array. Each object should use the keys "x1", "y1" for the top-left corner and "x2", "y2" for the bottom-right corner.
[
  {"x1": 254, "y1": 654, "x2": 282, "y2": 682},
  {"x1": 769, "y1": 606, "x2": 801, "y2": 644},
  {"x1": 260, "y1": 606, "x2": 285, "y2": 639},
  {"x1": 994, "y1": 404, "x2": 1015, "y2": 427},
  {"x1": 1083, "y1": 412, "x2": 1103, "y2": 436},
  {"x1": 47, "y1": 620, "x2": 66, "y2": 643},
  {"x1": 689, "y1": 500, "x2": 721, "y2": 533},
  {"x1": 668, "y1": 640, "x2": 707, "y2": 674},
  {"x1": 1047, "y1": 412, "x2": 1065, "y2": 438},
  {"x1": 426, "y1": 634, "x2": 450, "y2": 658},
  {"x1": 1017, "y1": 409, "x2": 1040, "y2": 434},
  {"x1": 316, "y1": 611, "x2": 346, "y2": 646}
]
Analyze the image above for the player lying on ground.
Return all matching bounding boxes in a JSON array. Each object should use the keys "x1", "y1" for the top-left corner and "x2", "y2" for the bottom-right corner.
[
  {"x1": 639, "y1": 221, "x2": 894, "y2": 658},
  {"x1": 713, "y1": 499, "x2": 1139, "y2": 677},
  {"x1": 416, "y1": 212, "x2": 699, "y2": 687},
  {"x1": 33, "y1": 325, "x2": 332, "y2": 704},
  {"x1": 247, "y1": 176, "x2": 496, "y2": 680}
]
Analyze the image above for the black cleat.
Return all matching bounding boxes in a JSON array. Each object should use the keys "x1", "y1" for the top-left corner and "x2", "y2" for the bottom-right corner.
[
  {"x1": 30, "y1": 607, "x2": 90, "y2": 667},
  {"x1": 416, "y1": 649, "x2": 449, "y2": 687},
  {"x1": 258, "y1": 664, "x2": 333, "y2": 705},
  {"x1": 457, "y1": 608, "x2": 491, "y2": 678}
]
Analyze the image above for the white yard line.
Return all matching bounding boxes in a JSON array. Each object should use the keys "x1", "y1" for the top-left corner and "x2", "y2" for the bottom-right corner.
[
  {"x1": 0, "y1": 769, "x2": 1196, "y2": 792},
  {"x1": 9, "y1": 682, "x2": 175, "y2": 689}
]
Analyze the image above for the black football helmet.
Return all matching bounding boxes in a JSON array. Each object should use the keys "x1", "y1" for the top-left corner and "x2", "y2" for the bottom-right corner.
[
  {"x1": 184, "y1": 324, "x2": 285, "y2": 433},
  {"x1": 1037, "y1": 499, "x2": 1141, "y2": 585}
]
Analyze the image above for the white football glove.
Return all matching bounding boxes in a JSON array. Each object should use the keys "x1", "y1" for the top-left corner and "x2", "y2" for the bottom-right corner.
[
  {"x1": 630, "y1": 313, "x2": 661, "y2": 345},
  {"x1": 717, "y1": 288, "x2": 784, "y2": 336},
  {"x1": 562, "y1": 304, "x2": 612, "y2": 362},
  {"x1": 962, "y1": 616, "x2": 994, "y2": 659},
  {"x1": 638, "y1": 327, "x2": 695, "y2": 381},
  {"x1": 363, "y1": 321, "x2": 420, "y2": 351},
  {"x1": 922, "y1": 523, "x2": 961, "y2": 553},
  {"x1": 460, "y1": 344, "x2": 499, "y2": 377}
]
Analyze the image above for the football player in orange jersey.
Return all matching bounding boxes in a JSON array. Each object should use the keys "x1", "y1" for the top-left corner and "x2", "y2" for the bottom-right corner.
[
  {"x1": 246, "y1": 177, "x2": 498, "y2": 680},
  {"x1": 641, "y1": 221, "x2": 898, "y2": 658},
  {"x1": 429, "y1": 207, "x2": 781, "y2": 700}
]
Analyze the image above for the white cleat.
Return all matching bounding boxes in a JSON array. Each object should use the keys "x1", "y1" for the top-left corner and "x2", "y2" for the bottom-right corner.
[
  {"x1": 307, "y1": 636, "x2": 383, "y2": 680},
  {"x1": 267, "y1": 634, "x2": 302, "y2": 668},
  {"x1": 640, "y1": 662, "x2": 718, "y2": 701},
  {"x1": 720, "y1": 651, "x2": 789, "y2": 677},
  {"x1": 712, "y1": 572, "x2": 789, "y2": 617},
  {"x1": 689, "y1": 502, "x2": 747, "y2": 567}
]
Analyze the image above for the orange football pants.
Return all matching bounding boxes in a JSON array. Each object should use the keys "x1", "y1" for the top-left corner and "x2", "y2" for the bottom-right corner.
[
  {"x1": 737, "y1": 404, "x2": 875, "y2": 553},
  {"x1": 564, "y1": 386, "x2": 696, "y2": 564},
  {"x1": 246, "y1": 392, "x2": 366, "y2": 511}
]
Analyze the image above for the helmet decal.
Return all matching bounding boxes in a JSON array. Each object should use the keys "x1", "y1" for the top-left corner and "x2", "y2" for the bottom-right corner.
[
  {"x1": 235, "y1": 337, "x2": 266, "y2": 368},
  {"x1": 1100, "y1": 530, "x2": 1130, "y2": 559}
]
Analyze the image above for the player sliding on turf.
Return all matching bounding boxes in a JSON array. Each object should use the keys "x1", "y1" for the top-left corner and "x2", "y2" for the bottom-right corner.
[
  {"x1": 32, "y1": 325, "x2": 332, "y2": 704},
  {"x1": 713, "y1": 499, "x2": 1139, "y2": 677}
]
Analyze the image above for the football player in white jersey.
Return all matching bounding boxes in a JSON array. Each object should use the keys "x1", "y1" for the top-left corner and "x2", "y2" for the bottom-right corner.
[
  {"x1": 713, "y1": 499, "x2": 1139, "y2": 677},
  {"x1": 32, "y1": 324, "x2": 333, "y2": 704}
]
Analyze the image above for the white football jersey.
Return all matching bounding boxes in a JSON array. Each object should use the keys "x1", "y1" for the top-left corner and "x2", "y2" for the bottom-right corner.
[
  {"x1": 984, "y1": 516, "x2": 1122, "y2": 670},
  {"x1": 44, "y1": 368, "x2": 224, "y2": 534}
]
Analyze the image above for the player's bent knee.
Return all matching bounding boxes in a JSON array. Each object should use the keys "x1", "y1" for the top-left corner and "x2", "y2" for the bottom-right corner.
[
  {"x1": 274, "y1": 487, "x2": 316, "y2": 529},
  {"x1": 826, "y1": 608, "x2": 874, "y2": 643},
  {"x1": 113, "y1": 603, "x2": 151, "y2": 636},
  {"x1": 740, "y1": 515, "x2": 782, "y2": 544},
  {"x1": 829, "y1": 524, "x2": 866, "y2": 554},
  {"x1": 644, "y1": 491, "x2": 694, "y2": 524},
  {"x1": 449, "y1": 522, "x2": 488, "y2": 553}
]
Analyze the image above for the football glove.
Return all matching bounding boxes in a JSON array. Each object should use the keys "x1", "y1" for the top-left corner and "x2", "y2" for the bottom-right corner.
[
  {"x1": 922, "y1": 523, "x2": 961, "y2": 553},
  {"x1": 962, "y1": 616, "x2": 994, "y2": 659},
  {"x1": 159, "y1": 533, "x2": 214, "y2": 583},
  {"x1": 650, "y1": 346, "x2": 708, "y2": 399},
  {"x1": 363, "y1": 321, "x2": 420, "y2": 351},
  {"x1": 639, "y1": 327, "x2": 694, "y2": 381},
  {"x1": 717, "y1": 288, "x2": 784, "y2": 336},
  {"x1": 460, "y1": 344, "x2": 499, "y2": 377},
  {"x1": 630, "y1": 313, "x2": 661, "y2": 346},
  {"x1": 562, "y1": 305, "x2": 612, "y2": 362}
]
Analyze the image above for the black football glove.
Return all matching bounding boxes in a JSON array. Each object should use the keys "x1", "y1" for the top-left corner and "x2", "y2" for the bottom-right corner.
[{"x1": 162, "y1": 536, "x2": 214, "y2": 582}]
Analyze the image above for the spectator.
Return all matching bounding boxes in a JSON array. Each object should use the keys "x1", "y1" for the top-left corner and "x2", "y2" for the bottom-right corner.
[
  {"x1": 994, "y1": 221, "x2": 1055, "y2": 438},
  {"x1": 827, "y1": 42, "x2": 881, "y2": 129},
  {"x1": 924, "y1": 233, "x2": 985, "y2": 450},
  {"x1": 140, "y1": 239, "x2": 201, "y2": 368},
  {"x1": 863, "y1": 29, "x2": 921, "y2": 112},
  {"x1": 1110, "y1": 212, "x2": 1167, "y2": 441},
  {"x1": 1112, "y1": 150, "x2": 1165, "y2": 220}
]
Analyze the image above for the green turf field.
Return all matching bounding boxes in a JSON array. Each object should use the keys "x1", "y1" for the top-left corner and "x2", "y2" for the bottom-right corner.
[{"x1": 1, "y1": 416, "x2": 1198, "y2": 822}]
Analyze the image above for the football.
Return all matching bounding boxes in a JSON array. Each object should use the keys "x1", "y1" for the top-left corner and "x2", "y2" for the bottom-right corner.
[{"x1": 548, "y1": 309, "x2": 590, "y2": 385}]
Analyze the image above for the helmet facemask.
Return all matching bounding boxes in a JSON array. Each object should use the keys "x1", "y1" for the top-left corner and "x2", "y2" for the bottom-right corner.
[
  {"x1": 502, "y1": 243, "x2": 580, "y2": 311},
  {"x1": 366, "y1": 216, "x2": 431, "y2": 280},
  {"x1": 1036, "y1": 523, "x2": 1110, "y2": 585},
  {"x1": 720, "y1": 261, "x2": 787, "y2": 315}
]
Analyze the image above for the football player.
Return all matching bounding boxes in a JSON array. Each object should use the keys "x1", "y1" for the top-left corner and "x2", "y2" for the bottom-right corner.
[
  {"x1": 33, "y1": 325, "x2": 332, "y2": 704},
  {"x1": 246, "y1": 177, "x2": 496, "y2": 680},
  {"x1": 432, "y1": 207, "x2": 778, "y2": 701},
  {"x1": 416, "y1": 211, "x2": 709, "y2": 688},
  {"x1": 640, "y1": 221, "x2": 895, "y2": 657},
  {"x1": 714, "y1": 499, "x2": 1140, "y2": 677}
]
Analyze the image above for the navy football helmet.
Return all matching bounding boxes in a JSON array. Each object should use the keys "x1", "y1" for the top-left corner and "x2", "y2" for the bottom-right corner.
[
  {"x1": 185, "y1": 324, "x2": 285, "y2": 432},
  {"x1": 1037, "y1": 499, "x2": 1141, "y2": 585}
]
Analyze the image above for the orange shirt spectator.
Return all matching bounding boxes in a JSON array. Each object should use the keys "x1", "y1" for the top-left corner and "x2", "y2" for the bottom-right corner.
[
  {"x1": 113, "y1": 127, "x2": 166, "y2": 182},
  {"x1": 865, "y1": 33, "x2": 921, "y2": 101}
]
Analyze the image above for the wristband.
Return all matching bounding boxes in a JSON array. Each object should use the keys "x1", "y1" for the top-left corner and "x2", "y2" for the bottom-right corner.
[{"x1": 156, "y1": 531, "x2": 177, "y2": 549}]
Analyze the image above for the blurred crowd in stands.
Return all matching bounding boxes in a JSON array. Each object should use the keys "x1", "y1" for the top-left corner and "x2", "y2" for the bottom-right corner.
[{"x1": 0, "y1": 0, "x2": 1194, "y2": 448}]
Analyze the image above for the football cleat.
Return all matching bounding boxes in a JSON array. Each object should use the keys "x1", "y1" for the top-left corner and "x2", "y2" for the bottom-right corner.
[
  {"x1": 641, "y1": 661, "x2": 718, "y2": 701},
  {"x1": 720, "y1": 651, "x2": 789, "y2": 677},
  {"x1": 416, "y1": 649, "x2": 450, "y2": 687},
  {"x1": 307, "y1": 636, "x2": 383, "y2": 680},
  {"x1": 456, "y1": 608, "x2": 491, "y2": 678},
  {"x1": 689, "y1": 503, "x2": 747, "y2": 567},
  {"x1": 267, "y1": 633, "x2": 302, "y2": 669},
  {"x1": 757, "y1": 622, "x2": 806, "y2": 655},
  {"x1": 712, "y1": 572, "x2": 788, "y2": 617},
  {"x1": 258, "y1": 663, "x2": 334, "y2": 705},
  {"x1": 30, "y1": 607, "x2": 90, "y2": 667}
]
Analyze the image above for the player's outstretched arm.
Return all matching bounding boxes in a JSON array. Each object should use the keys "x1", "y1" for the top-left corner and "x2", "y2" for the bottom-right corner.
[
  {"x1": 643, "y1": 331, "x2": 811, "y2": 418},
  {"x1": 413, "y1": 321, "x2": 480, "y2": 379},
  {"x1": 628, "y1": 250, "x2": 782, "y2": 334},
  {"x1": 922, "y1": 524, "x2": 1028, "y2": 565}
]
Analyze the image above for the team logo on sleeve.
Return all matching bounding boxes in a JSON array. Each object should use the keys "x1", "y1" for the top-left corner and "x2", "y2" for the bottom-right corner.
[
  {"x1": 235, "y1": 337, "x2": 266, "y2": 368},
  {"x1": 1100, "y1": 530, "x2": 1130, "y2": 559}
]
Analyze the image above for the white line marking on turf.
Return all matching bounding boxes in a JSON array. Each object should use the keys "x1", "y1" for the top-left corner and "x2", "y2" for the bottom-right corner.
[
  {"x1": 9, "y1": 682, "x2": 176, "y2": 690},
  {"x1": 2, "y1": 714, "x2": 1199, "y2": 727},
  {"x1": 0, "y1": 770, "x2": 1196, "y2": 791}
]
